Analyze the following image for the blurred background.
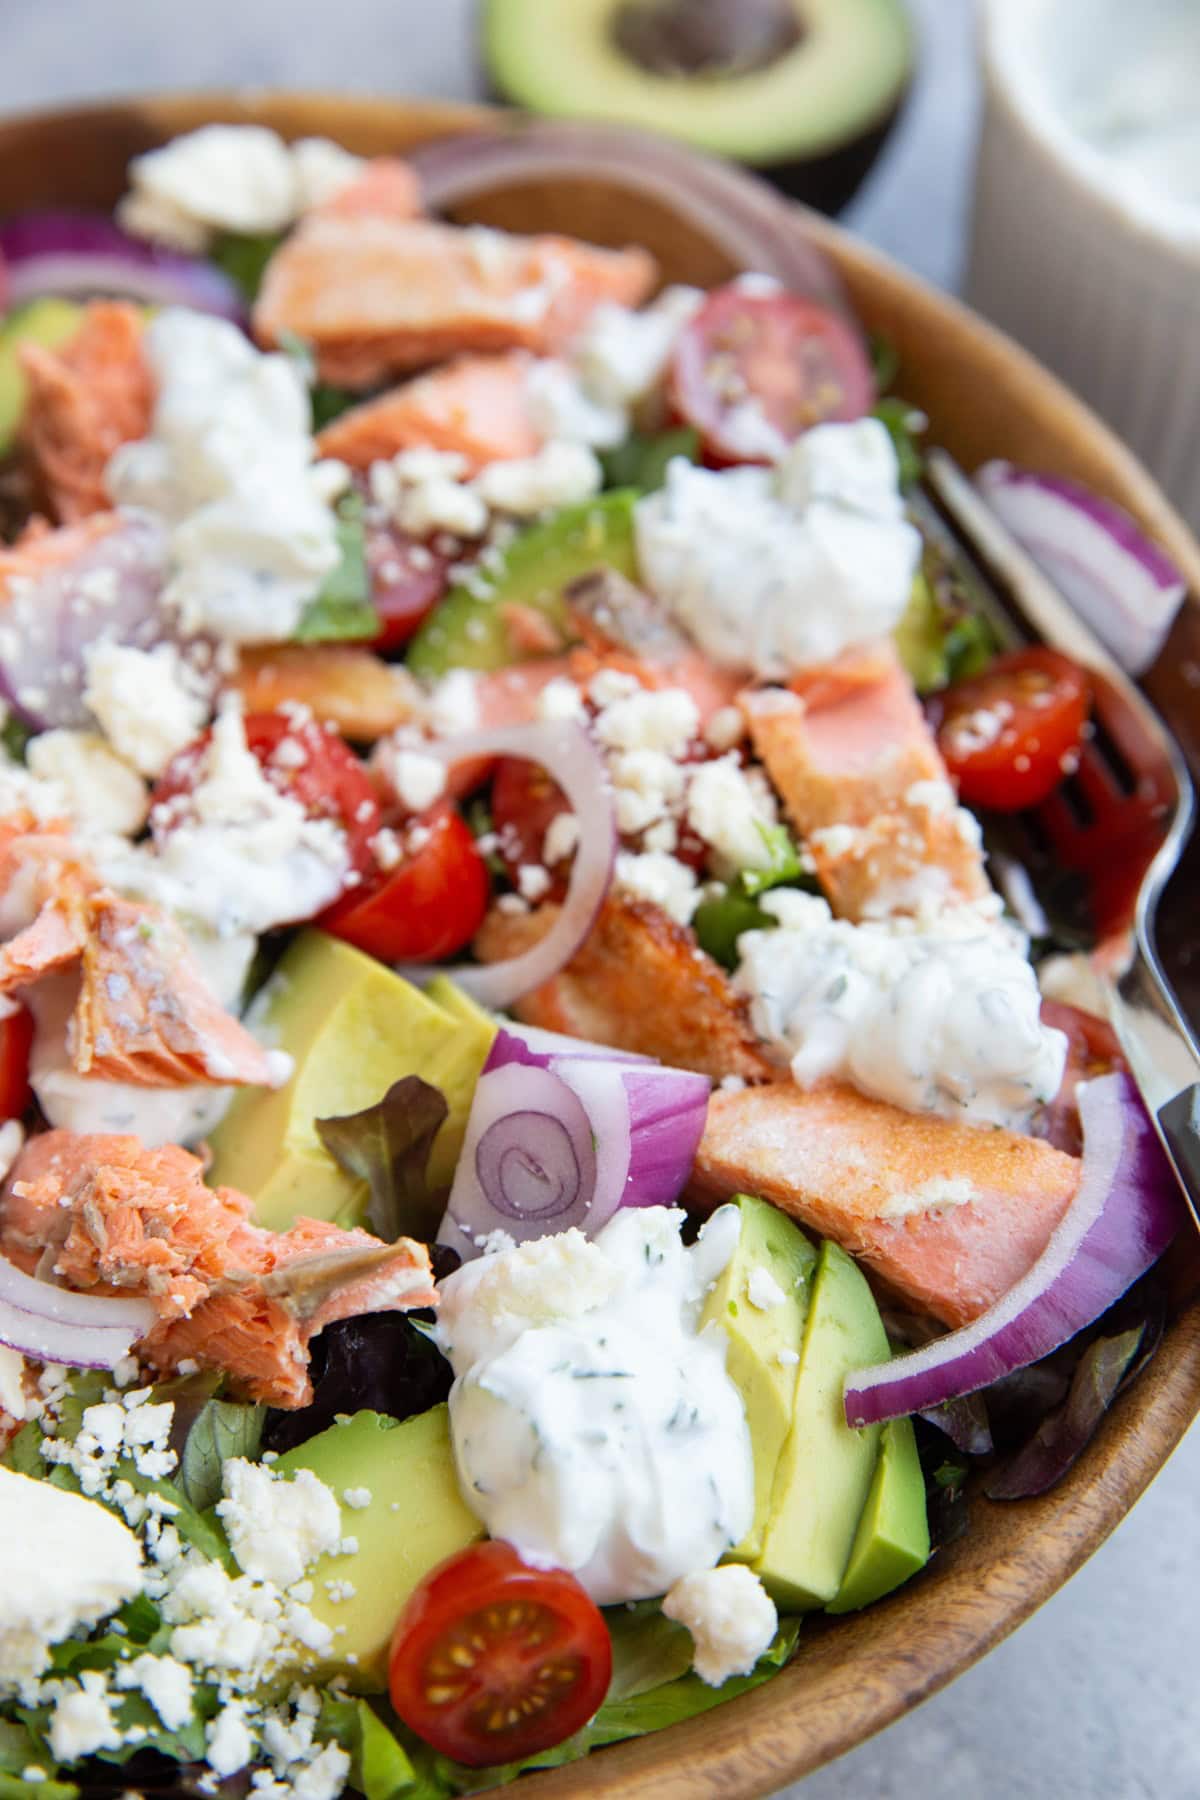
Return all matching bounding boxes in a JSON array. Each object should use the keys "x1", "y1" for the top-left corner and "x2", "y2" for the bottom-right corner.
[{"x1": 2, "y1": 1, "x2": 1198, "y2": 1795}]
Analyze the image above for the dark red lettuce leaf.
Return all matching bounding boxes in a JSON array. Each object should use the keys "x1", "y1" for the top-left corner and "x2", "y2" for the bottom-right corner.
[
  {"x1": 316, "y1": 1074, "x2": 449, "y2": 1243},
  {"x1": 261, "y1": 1312, "x2": 453, "y2": 1456},
  {"x1": 918, "y1": 1392, "x2": 993, "y2": 1456}
]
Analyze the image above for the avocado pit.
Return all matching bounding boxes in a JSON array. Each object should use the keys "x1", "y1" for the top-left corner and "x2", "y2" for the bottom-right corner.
[{"x1": 612, "y1": 0, "x2": 804, "y2": 80}]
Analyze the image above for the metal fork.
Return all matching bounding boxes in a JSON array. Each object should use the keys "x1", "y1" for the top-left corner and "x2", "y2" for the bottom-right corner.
[{"x1": 921, "y1": 449, "x2": 1200, "y2": 1222}]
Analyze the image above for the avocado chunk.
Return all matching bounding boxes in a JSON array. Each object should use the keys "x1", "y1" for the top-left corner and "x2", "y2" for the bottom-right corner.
[
  {"x1": 0, "y1": 297, "x2": 84, "y2": 454},
  {"x1": 482, "y1": 0, "x2": 913, "y2": 213},
  {"x1": 207, "y1": 932, "x2": 495, "y2": 1233},
  {"x1": 275, "y1": 1406, "x2": 485, "y2": 1689},
  {"x1": 752, "y1": 1238, "x2": 889, "y2": 1610},
  {"x1": 405, "y1": 490, "x2": 639, "y2": 677},
  {"x1": 701, "y1": 1194, "x2": 816, "y2": 1563},
  {"x1": 826, "y1": 1415, "x2": 929, "y2": 1614}
]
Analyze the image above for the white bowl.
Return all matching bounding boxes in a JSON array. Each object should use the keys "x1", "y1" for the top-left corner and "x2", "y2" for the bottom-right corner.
[{"x1": 966, "y1": 0, "x2": 1200, "y2": 530}]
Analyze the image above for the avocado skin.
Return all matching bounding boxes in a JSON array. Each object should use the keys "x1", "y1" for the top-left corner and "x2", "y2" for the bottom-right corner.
[
  {"x1": 275, "y1": 1405, "x2": 485, "y2": 1690},
  {"x1": 405, "y1": 490, "x2": 639, "y2": 679},
  {"x1": 701, "y1": 1194, "x2": 817, "y2": 1564},
  {"x1": 747, "y1": 98, "x2": 908, "y2": 216},
  {"x1": 826, "y1": 1414, "x2": 930, "y2": 1614},
  {"x1": 207, "y1": 932, "x2": 495, "y2": 1234},
  {"x1": 752, "y1": 1238, "x2": 889, "y2": 1611}
]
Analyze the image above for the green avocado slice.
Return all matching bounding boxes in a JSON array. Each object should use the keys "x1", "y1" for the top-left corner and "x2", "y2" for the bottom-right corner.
[
  {"x1": 482, "y1": 0, "x2": 912, "y2": 169},
  {"x1": 826, "y1": 1414, "x2": 930, "y2": 1614},
  {"x1": 752, "y1": 1238, "x2": 889, "y2": 1610},
  {"x1": 405, "y1": 489, "x2": 640, "y2": 678}
]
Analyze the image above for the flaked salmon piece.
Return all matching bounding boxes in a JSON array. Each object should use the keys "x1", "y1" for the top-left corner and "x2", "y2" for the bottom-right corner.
[
  {"x1": 229, "y1": 644, "x2": 420, "y2": 740},
  {"x1": 473, "y1": 643, "x2": 741, "y2": 734},
  {"x1": 254, "y1": 216, "x2": 656, "y2": 386},
  {"x1": 316, "y1": 352, "x2": 542, "y2": 473},
  {"x1": 73, "y1": 894, "x2": 282, "y2": 1089},
  {"x1": 742, "y1": 640, "x2": 991, "y2": 921},
  {"x1": 475, "y1": 895, "x2": 775, "y2": 1081},
  {"x1": 309, "y1": 156, "x2": 423, "y2": 222},
  {"x1": 19, "y1": 303, "x2": 152, "y2": 524},
  {"x1": 690, "y1": 1081, "x2": 1081, "y2": 1328},
  {"x1": 0, "y1": 868, "x2": 92, "y2": 992},
  {"x1": 2, "y1": 1131, "x2": 436, "y2": 1408}
]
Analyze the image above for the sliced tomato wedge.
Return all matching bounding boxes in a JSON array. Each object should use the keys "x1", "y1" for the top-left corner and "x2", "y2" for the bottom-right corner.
[
  {"x1": 669, "y1": 285, "x2": 875, "y2": 466},
  {"x1": 490, "y1": 756, "x2": 571, "y2": 892},
  {"x1": 389, "y1": 1541, "x2": 612, "y2": 1768},
  {"x1": 366, "y1": 519, "x2": 452, "y2": 654},
  {"x1": 930, "y1": 647, "x2": 1091, "y2": 813},
  {"x1": 0, "y1": 1003, "x2": 34, "y2": 1119},
  {"x1": 319, "y1": 802, "x2": 489, "y2": 963},
  {"x1": 1038, "y1": 998, "x2": 1127, "y2": 1156},
  {"x1": 152, "y1": 710, "x2": 382, "y2": 878}
]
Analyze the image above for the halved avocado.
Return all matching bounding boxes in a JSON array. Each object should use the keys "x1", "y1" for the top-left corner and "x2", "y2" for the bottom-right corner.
[{"x1": 482, "y1": 0, "x2": 913, "y2": 214}]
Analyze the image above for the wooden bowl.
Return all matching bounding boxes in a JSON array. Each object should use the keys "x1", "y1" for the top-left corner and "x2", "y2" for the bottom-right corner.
[{"x1": 3, "y1": 91, "x2": 1198, "y2": 1798}]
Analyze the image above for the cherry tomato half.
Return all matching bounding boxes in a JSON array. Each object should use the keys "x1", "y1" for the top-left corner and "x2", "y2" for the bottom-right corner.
[
  {"x1": 388, "y1": 1541, "x2": 612, "y2": 1768},
  {"x1": 669, "y1": 285, "x2": 875, "y2": 466},
  {"x1": 0, "y1": 1003, "x2": 33, "y2": 1119},
  {"x1": 319, "y1": 802, "x2": 489, "y2": 963},
  {"x1": 490, "y1": 756, "x2": 570, "y2": 893},
  {"x1": 930, "y1": 647, "x2": 1091, "y2": 814},
  {"x1": 366, "y1": 520, "x2": 452, "y2": 654},
  {"x1": 152, "y1": 711, "x2": 382, "y2": 880}
]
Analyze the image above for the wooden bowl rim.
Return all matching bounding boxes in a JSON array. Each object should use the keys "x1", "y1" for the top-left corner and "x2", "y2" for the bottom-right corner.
[{"x1": 2, "y1": 87, "x2": 1199, "y2": 1799}]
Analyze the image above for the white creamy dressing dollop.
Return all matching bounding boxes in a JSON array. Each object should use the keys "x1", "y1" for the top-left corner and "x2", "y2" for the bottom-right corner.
[
  {"x1": 634, "y1": 420, "x2": 921, "y2": 677},
  {"x1": 735, "y1": 891, "x2": 1068, "y2": 1131},
  {"x1": 107, "y1": 309, "x2": 341, "y2": 643},
  {"x1": 436, "y1": 1206, "x2": 754, "y2": 1605}
]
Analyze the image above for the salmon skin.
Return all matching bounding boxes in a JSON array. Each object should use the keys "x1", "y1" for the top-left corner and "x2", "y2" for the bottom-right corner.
[
  {"x1": 2, "y1": 1131, "x2": 436, "y2": 1408},
  {"x1": 19, "y1": 302, "x2": 152, "y2": 524},
  {"x1": 254, "y1": 215, "x2": 656, "y2": 387},
  {"x1": 316, "y1": 352, "x2": 543, "y2": 474},
  {"x1": 742, "y1": 640, "x2": 991, "y2": 921},
  {"x1": 475, "y1": 895, "x2": 774, "y2": 1082},
  {"x1": 691, "y1": 1080, "x2": 1080, "y2": 1329}
]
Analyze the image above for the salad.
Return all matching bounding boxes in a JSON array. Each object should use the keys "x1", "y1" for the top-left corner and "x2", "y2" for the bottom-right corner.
[{"x1": 0, "y1": 119, "x2": 1186, "y2": 1800}]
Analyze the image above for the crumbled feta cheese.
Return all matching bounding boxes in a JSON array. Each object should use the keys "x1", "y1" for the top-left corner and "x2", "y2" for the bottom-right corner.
[
  {"x1": 218, "y1": 1460, "x2": 343, "y2": 1589},
  {"x1": 523, "y1": 360, "x2": 628, "y2": 450},
  {"x1": 108, "y1": 310, "x2": 341, "y2": 644},
  {"x1": 569, "y1": 286, "x2": 704, "y2": 409},
  {"x1": 614, "y1": 849, "x2": 700, "y2": 925},
  {"x1": 608, "y1": 748, "x2": 686, "y2": 836},
  {"x1": 734, "y1": 890, "x2": 1069, "y2": 1130},
  {"x1": 26, "y1": 729, "x2": 150, "y2": 836},
  {"x1": 593, "y1": 688, "x2": 699, "y2": 757},
  {"x1": 685, "y1": 755, "x2": 779, "y2": 875},
  {"x1": 517, "y1": 864, "x2": 552, "y2": 902},
  {"x1": 114, "y1": 1653, "x2": 194, "y2": 1730},
  {"x1": 474, "y1": 441, "x2": 602, "y2": 518},
  {"x1": 0, "y1": 1467, "x2": 143, "y2": 1682},
  {"x1": 292, "y1": 1741, "x2": 352, "y2": 1800},
  {"x1": 535, "y1": 676, "x2": 587, "y2": 723},
  {"x1": 634, "y1": 421, "x2": 921, "y2": 677},
  {"x1": 376, "y1": 744, "x2": 447, "y2": 815},
  {"x1": 342, "y1": 1487, "x2": 372, "y2": 1511},
  {"x1": 746, "y1": 1267, "x2": 788, "y2": 1310},
  {"x1": 0, "y1": 1344, "x2": 29, "y2": 1422},
  {"x1": 83, "y1": 642, "x2": 208, "y2": 778},
  {"x1": 47, "y1": 1672, "x2": 123, "y2": 1760},
  {"x1": 705, "y1": 705, "x2": 746, "y2": 753},
  {"x1": 372, "y1": 448, "x2": 489, "y2": 540},
  {"x1": 543, "y1": 811, "x2": 581, "y2": 864},
  {"x1": 425, "y1": 669, "x2": 481, "y2": 737},
  {"x1": 663, "y1": 1565, "x2": 778, "y2": 1686},
  {"x1": 119, "y1": 125, "x2": 364, "y2": 250},
  {"x1": 207, "y1": 1700, "x2": 255, "y2": 1777}
]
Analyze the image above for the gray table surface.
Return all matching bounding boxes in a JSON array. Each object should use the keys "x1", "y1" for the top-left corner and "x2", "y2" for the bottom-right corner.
[{"x1": 2, "y1": 2, "x2": 1197, "y2": 1795}]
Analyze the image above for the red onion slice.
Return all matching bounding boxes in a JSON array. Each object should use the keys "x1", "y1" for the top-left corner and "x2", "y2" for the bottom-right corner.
[
  {"x1": 439, "y1": 1026, "x2": 710, "y2": 1259},
  {"x1": 439, "y1": 1060, "x2": 598, "y2": 1259},
  {"x1": 0, "y1": 509, "x2": 176, "y2": 730},
  {"x1": 844, "y1": 1073, "x2": 1183, "y2": 1428},
  {"x1": 409, "y1": 122, "x2": 847, "y2": 312},
  {"x1": 0, "y1": 211, "x2": 247, "y2": 323},
  {"x1": 402, "y1": 719, "x2": 615, "y2": 1010},
  {"x1": 487, "y1": 1022, "x2": 652, "y2": 1065},
  {"x1": 976, "y1": 461, "x2": 1186, "y2": 676},
  {"x1": 0, "y1": 1252, "x2": 155, "y2": 1370}
]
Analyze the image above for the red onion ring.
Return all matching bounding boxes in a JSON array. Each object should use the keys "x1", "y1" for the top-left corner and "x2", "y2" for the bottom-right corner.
[
  {"x1": 0, "y1": 210, "x2": 247, "y2": 323},
  {"x1": 0, "y1": 1252, "x2": 155, "y2": 1370},
  {"x1": 844, "y1": 1073, "x2": 1183, "y2": 1428},
  {"x1": 402, "y1": 719, "x2": 615, "y2": 1009},
  {"x1": 408, "y1": 121, "x2": 847, "y2": 312}
]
